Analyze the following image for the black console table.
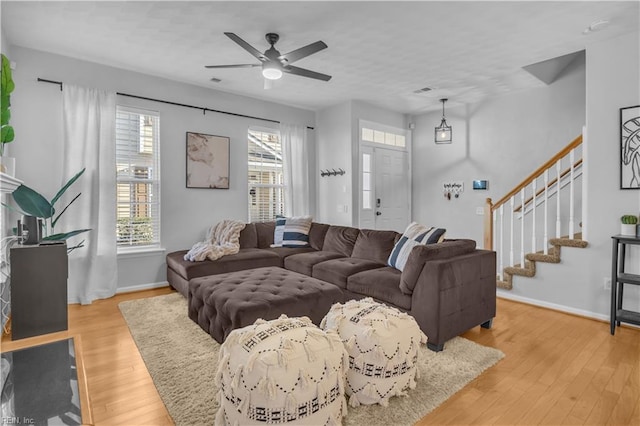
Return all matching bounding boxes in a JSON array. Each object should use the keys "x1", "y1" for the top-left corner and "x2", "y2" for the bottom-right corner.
[{"x1": 610, "y1": 235, "x2": 640, "y2": 334}]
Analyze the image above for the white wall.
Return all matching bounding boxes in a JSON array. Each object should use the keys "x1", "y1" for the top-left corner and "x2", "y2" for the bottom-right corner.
[
  {"x1": 315, "y1": 100, "x2": 409, "y2": 226},
  {"x1": 316, "y1": 101, "x2": 352, "y2": 225},
  {"x1": 8, "y1": 46, "x2": 315, "y2": 291},
  {"x1": 411, "y1": 54, "x2": 585, "y2": 243}
]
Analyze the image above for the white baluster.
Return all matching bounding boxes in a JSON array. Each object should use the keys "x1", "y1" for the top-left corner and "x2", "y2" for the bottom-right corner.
[
  {"x1": 543, "y1": 169, "x2": 549, "y2": 255},
  {"x1": 510, "y1": 195, "x2": 515, "y2": 266},
  {"x1": 569, "y1": 149, "x2": 575, "y2": 239},
  {"x1": 556, "y1": 159, "x2": 562, "y2": 238},
  {"x1": 493, "y1": 209, "x2": 499, "y2": 280},
  {"x1": 520, "y1": 188, "x2": 525, "y2": 266},
  {"x1": 499, "y1": 204, "x2": 504, "y2": 279},
  {"x1": 532, "y1": 178, "x2": 537, "y2": 253}
]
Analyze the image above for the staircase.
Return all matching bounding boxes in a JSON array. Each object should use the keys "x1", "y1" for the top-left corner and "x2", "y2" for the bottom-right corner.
[{"x1": 484, "y1": 135, "x2": 588, "y2": 290}]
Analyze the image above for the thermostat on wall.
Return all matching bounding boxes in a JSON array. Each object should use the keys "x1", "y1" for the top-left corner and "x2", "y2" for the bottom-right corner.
[{"x1": 473, "y1": 180, "x2": 488, "y2": 190}]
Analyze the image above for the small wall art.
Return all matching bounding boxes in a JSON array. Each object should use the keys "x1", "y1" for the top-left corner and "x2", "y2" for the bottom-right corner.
[
  {"x1": 620, "y1": 105, "x2": 640, "y2": 189},
  {"x1": 186, "y1": 132, "x2": 230, "y2": 189}
]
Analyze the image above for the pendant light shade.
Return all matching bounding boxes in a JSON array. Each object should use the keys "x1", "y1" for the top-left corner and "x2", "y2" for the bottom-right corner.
[{"x1": 435, "y1": 98, "x2": 452, "y2": 144}]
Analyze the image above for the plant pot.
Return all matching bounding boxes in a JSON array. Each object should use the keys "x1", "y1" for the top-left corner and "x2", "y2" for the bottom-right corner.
[
  {"x1": 0, "y1": 156, "x2": 15, "y2": 177},
  {"x1": 620, "y1": 223, "x2": 636, "y2": 236}
]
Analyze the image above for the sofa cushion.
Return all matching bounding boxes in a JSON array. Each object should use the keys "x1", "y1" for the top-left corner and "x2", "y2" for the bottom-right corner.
[
  {"x1": 309, "y1": 222, "x2": 330, "y2": 250},
  {"x1": 388, "y1": 223, "x2": 446, "y2": 271},
  {"x1": 265, "y1": 246, "x2": 316, "y2": 260},
  {"x1": 351, "y1": 229, "x2": 399, "y2": 264},
  {"x1": 238, "y1": 223, "x2": 257, "y2": 249},
  {"x1": 347, "y1": 267, "x2": 411, "y2": 310},
  {"x1": 322, "y1": 226, "x2": 360, "y2": 256},
  {"x1": 166, "y1": 248, "x2": 281, "y2": 281},
  {"x1": 399, "y1": 239, "x2": 476, "y2": 295},
  {"x1": 284, "y1": 251, "x2": 346, "y2": 276},
  {"x1": 255, "y1": 221, "x2": 276, "y2": 248},
  {"x1": 312, "y1": 257, "x2": 384, "y2": 289}
]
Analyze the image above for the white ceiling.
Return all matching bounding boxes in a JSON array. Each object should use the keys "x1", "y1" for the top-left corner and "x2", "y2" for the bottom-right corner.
[{"x1": 2, "y1": 1, "x2": 639, "y2": 114}]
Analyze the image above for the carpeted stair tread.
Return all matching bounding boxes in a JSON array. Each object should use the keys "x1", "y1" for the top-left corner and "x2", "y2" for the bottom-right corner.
[
  {"x1": 549, "y1": 238, "x2": 588, "y2": 248},
  {"x1": 497, "y1": 238, "x2": 588, "y2": 290},
  {"x1": 496, "y1": 279, "x2": 512, "y2": 290},
  {"x1": 526, "y1": 253, "x2": 560, "y2": 263}
]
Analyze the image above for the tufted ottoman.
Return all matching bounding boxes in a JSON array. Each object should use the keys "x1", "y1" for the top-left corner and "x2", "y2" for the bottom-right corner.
[
  {"x1": 215, "y1": 315, "x2": 348, "y2": 425},
  {"x1": 321, "y1": 298, "x2": 427, "y2": 407},
  {"x1": 188, "y1": 266, "x2": 345, "y2": 343}
]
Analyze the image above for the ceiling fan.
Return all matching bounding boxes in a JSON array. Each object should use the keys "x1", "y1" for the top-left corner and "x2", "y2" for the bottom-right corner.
[{"x1": 205, "y1": 32, "x2": 331, "y2": 82}]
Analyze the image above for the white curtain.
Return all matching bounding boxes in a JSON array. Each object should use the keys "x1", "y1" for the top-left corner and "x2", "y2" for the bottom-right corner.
[
  {"x1": 280, "y1": 123, "x2": 310, "y2": 217},
  {"x1": 61, "y1": 85, "x2": 117, "y2": 304}
]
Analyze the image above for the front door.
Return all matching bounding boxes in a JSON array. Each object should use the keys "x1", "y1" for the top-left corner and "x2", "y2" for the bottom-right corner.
[{"x1": 359, "y1": 147, "x2": 410, "y2": 232}]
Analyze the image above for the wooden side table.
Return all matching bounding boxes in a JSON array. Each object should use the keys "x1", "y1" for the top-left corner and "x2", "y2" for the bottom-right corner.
[{"x1": 610, "y1": 234, "x2": 640, "y2": 335}]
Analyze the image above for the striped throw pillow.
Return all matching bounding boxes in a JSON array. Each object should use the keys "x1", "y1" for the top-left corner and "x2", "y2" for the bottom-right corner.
[
  {"x1": 388, "y1": 222, "x2": 446, "y2": 271},
  {"x1": 282, "y1": 215, "x2": 313, "y2": 248}
]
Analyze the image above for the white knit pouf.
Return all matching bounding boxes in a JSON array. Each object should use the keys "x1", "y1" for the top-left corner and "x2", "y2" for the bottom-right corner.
[
  {"x1": 321, "y1": 298, "x2": 428, "y2": 407},
  {"x1": 215, "y1": 315, "x2": 348, "y2": 425}
]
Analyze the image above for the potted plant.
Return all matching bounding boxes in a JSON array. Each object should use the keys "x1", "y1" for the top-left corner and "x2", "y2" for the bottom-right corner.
[
  {"x1": 1, "y1": 53, "x2": 15, "y2": 176},
  {"x1": 3, "y1": 168, "x2": 91, "y2": 251},
  {"x1": 620, "y1": 215, "x2": 638, "y2": 236}
]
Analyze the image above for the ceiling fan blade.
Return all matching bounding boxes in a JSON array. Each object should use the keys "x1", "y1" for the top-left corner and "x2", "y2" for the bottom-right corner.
[
  {"x1": 204, "y1": 64, "x2": 261, "y2": 69},
  {"x1": 224, "y1": 32, "x2": 267, "y2": 62},
  {"x1": 283, "y1": 65, "x2": 332, "y2": 82},
  {"x1": 278, "y1": 40, "x2": 328, "y2": 64}
]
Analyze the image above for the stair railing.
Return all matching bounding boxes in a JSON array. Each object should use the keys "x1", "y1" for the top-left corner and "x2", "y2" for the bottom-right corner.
[{"x1": 484, "y1": 135, "x2": 583, "y2": 279}]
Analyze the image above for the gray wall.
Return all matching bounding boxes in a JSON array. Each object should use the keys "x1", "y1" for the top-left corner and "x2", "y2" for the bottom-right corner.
[
  {"x1": 315, "y1": 100, "x2": 409, "y2": 226},
  {"x1": 7, "y1": 46, "x2": 315, "y2": 292},
  {"x1": 411, "y1": 55, "x2": 586, "y2": 243}
]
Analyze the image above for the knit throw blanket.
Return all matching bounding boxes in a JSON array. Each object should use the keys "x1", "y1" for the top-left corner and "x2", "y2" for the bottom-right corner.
[{"x1": 184, "y1": 220, "x2": 246, "y2": 262}]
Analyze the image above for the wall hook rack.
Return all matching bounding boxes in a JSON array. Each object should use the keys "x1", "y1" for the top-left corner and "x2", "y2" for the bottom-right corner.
[{"x1": 320, "y1": 168, "x2": 346, "y2": 177}]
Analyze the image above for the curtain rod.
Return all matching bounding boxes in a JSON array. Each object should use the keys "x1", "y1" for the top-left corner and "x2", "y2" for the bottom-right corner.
[{"x1": 37, "y1": 78, "x2": 314, "y2": 130}]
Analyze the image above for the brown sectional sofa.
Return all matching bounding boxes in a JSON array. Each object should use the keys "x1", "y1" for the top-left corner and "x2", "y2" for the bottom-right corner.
[{"x1": 166, "y1": 221, "x2": 496, "y2": 351}]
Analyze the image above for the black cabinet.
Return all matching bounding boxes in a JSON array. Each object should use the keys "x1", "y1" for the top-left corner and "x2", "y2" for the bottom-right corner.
[
  {"x1": 610, "y1": 235, "x2": 640, "y2": 334},
  {"x1": 10, "y1": 243, "x2": 68, "y2": 340}
]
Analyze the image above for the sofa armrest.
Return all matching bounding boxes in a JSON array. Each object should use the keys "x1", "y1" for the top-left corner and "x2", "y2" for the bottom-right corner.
[
  {"x1": 409, "y1": 249, "x2": 496, "y2": 349},
  {"x1": 400, "y1": 239, "x2": 476, "y2": 295}
]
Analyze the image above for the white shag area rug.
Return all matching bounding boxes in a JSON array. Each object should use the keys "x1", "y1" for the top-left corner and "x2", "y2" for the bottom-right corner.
[{"x1": 119, "y1": 293, "x2": 504, "y2": 426}]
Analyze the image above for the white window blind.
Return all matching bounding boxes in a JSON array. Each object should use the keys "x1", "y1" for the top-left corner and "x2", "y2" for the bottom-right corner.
[
  {"x1": 248, "y1": 128, "x2": 286, "y2": 222},
  {"x1": 116, "y1": 106, "x2": 161, "y2": 249}
]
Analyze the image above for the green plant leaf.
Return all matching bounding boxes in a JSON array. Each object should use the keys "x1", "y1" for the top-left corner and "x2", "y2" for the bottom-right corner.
[
  {"x1": 1, "y1": 54, "x2": 14, "y2": 94},
  {"x1": 52, "y1": 192, "x2": 81, "y2": 228},
  {"x1": 42, "y1": 228, "x2": 91, "y2": 241},
  {"x1": 1, "y1": 108, "x2": 9, "y2": 126},
  {"x1": 1, "y1": 125, "x2": 14, "y2": 143},
  {"x1": 11, "y1": 184, "x2": 55, "y2": 219},
  {"x1": 51, "y1": 168, "x2": 86, "y2": 207}
]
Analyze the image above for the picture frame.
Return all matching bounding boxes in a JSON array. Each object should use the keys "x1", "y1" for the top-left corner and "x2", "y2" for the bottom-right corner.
[
  {"x1": 620, "y1": 105, "x2": 640, "y2": 189},
  {"x1": 186, "y1": 132, "x2": 230, "y2": 189}
]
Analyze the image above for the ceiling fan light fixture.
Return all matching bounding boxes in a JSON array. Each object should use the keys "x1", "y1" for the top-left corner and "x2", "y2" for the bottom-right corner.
[
  {"x1": 435, "y1": 98, "x2": 452, "y2": 144},
  {"x1": 262, "y1": 63, "x2": 283, "y2": 80}
]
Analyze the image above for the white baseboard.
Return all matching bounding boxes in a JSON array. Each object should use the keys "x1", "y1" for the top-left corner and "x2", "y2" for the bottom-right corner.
[
  {"x1": 116, "y1": 281, "x2": 170, "y2": 294},
  {"x1": 497, "y1": 291, "x2": 609, "y2": 322}
]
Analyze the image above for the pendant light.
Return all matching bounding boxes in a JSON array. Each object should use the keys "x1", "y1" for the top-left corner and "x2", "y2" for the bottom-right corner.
[{"x1": 435, "y1": 98, "x2": 452, "y2": 144}]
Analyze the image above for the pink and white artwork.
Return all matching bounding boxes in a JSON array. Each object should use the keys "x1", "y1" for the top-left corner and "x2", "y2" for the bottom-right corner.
[{"x1": 186, "y1": 132, "x2": 230, "y2": 189}]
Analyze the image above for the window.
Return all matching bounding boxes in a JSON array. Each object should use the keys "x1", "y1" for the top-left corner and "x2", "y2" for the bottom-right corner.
[
  {"x1": 248, "y1": 128, "x2": 285, "y2": 222},
  {"x1": 362, "y1": 152, "x2": 372, "y2": 210},
  {"x1": 361, "y1": 126, "x2": 406, "y2": 148},
  {"x1": 116, "y1": 106, "x2": 161, "y2": 249}
]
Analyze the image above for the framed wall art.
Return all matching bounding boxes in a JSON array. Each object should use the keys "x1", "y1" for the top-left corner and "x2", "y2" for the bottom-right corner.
[
  {"x1": 186, "y1": 132, "x2": 230, "y2": 189},
  {"x1": 620, "y1": 105, "x2": 640, "y2": 189}
]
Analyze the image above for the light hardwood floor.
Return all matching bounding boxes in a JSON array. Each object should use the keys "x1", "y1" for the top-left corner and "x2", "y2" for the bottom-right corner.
[{"x1": 2, "y1": 288, "x2": 639, "y2": 425}]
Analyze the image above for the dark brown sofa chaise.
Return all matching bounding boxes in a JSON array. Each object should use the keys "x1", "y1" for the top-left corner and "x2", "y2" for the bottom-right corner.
[{"x1": 166, "y1": 221, "x2": 496, "y2": 351}]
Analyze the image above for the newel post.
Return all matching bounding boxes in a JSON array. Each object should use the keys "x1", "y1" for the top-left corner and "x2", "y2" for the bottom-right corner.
[{"x1": 484, "y1": 198, "x2": 493, "y2": 250}]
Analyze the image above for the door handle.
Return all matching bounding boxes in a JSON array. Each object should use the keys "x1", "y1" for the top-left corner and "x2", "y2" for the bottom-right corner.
[
  {"x1": 376, "y1": 211, "x2": 382, "y2": 216},
  {"x1": 376, "y1": 198, "x2": 381, "y2": 207}
]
